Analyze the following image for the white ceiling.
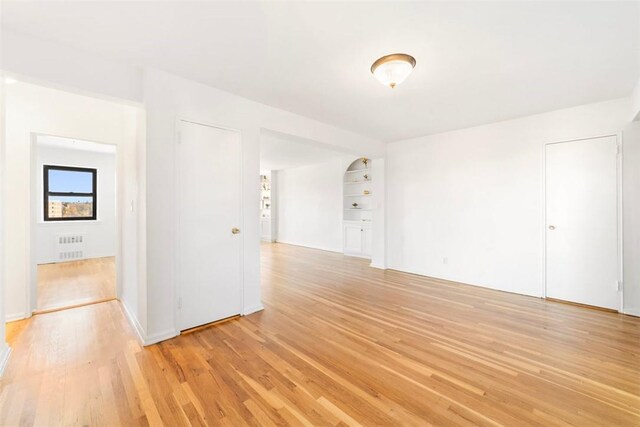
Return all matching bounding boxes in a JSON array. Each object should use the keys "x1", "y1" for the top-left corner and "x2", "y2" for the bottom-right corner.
[
  {"x1": 3, "y1": 2, "x2": 638, "y2": 142},
  {"x1": 260, "y1": 131, "x2": 350, "y2": 171},
  {"x1": 37, "y1": 135, "x2": 117, "y2": 154}
]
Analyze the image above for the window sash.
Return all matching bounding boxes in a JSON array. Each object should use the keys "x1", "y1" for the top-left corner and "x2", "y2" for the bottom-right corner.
[{"x1": 44, "y1": 165, "x2": 97, "y2": 221}]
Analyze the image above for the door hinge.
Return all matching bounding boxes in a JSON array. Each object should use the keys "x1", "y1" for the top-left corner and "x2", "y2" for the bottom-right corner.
[
  {"x1": 178, "y1": 297, "x2": 182, "y2": 309},
  {"x1": 617, "y1": 145, "x2": 621, "y2": 155},
  {"x1": 617, "y1": 281, "x2": 623, "y2": 291},
  {"x1": 176, "y1": 131, "x2": 182, "y2": 144}
]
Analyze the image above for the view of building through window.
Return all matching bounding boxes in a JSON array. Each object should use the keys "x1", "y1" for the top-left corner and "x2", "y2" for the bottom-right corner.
[{"x1": 45, "y1": 166, "x2": 97, "y2": 220}]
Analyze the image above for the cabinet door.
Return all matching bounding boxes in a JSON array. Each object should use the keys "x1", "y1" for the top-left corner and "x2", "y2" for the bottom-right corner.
[
  {"x1": 362, "y1": 226, "x2": 372, "y2": 257},
  {"x1": 343, "y1": 224, "x2": 363, "y2": 254},
  {"x1": 260, "y1": 218, "x2": 271, "y2": 240}
]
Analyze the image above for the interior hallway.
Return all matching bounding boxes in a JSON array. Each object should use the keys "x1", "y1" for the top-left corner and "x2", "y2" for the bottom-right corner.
[
  {"x1": 1, "y1": 243, "x2": 639, "y2": 425},
  {"x1": 36, "y1": 257, "x2": 116, "y2": 312}
]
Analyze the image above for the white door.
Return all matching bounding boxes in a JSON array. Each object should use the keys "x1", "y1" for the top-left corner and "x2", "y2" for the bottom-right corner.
[
  {"x1": 343, "y1": 223, "x2": 363, "y2": 255},
  {"x1": 545, "y1": 136, "x2": 619, "y2": 310},
  {"x1": 178, "y1": 121, "x2": 242, "y2": 330}
]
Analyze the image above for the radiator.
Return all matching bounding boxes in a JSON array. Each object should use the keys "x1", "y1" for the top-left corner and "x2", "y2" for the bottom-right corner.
[{"x1": 56, "y1": 234, "x2": 86, "y2": 261}]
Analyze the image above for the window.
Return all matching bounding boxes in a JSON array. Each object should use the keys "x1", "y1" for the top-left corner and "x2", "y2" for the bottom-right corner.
[{"x1": 43, "y1": 165, "x2": 97, "y2": 221}]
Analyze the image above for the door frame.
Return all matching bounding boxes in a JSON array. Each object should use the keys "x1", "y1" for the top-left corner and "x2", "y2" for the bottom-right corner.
[
  {"x1": 173, "y1": 118, "x2": 245, "y2": 332},
  {"x1": 28, "y1": 132, "x2": 121, "y2": 314},
  {"x1": 542, "y1": 133, "x2": 624, "y2": 311}
]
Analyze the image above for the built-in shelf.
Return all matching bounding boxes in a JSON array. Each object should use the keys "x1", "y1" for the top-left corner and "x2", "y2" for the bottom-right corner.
[
  {"x1": 344, "y1": 168, "x2": 370, "y2": 175},
  {"x1": 343, "y1": 157, "x2": 373, "y2": 259}
]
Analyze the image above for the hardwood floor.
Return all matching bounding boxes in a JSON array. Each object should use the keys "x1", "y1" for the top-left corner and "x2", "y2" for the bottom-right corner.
[
  {"x1": 2, "y1": 243, "x2": 639, "y2": 426},
  {"x1": 36, "y1": 257, "x2": 116, "y2": 312}
]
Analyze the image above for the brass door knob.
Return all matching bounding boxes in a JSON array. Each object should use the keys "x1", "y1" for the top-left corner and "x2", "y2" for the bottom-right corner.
[
  {"x1": 232, "y1": 227, "x2": 241, "y2": 234},
  {"x1": 548, "y1": 225, "x2": 556, "y2": 230}
]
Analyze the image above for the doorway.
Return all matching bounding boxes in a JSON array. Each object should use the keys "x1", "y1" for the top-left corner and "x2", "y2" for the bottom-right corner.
[
  {"x1": 33, "y1": 136, "x2": 117, "y2": 313},
  {"x1": 176, "y1": 120, "x2": 243, "y2": 331},
  {"x1": 545, "y1": 135, "x2": 621, "y2": 310}
]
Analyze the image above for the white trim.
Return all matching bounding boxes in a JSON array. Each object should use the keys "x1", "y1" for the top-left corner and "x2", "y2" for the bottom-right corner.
[
  {"x1": 623, "y1": 308, "x2": 640, "y2": 318},
  {"x1": 144, "y1": 329, "x2": 179, "y2": 346},
  {"x1": 5, "y1": 312, "x2": 28, "y2": 323},
  {"x1": 616, "y1": 131, "x2": 624, "y2": 312},
  {"x1": 386, "y1": 264, "x2": 543, "y2": 298},
  {"x1": 369, "y1": 262, "x2": 387, "y2": 270},
  {"x1": 38, "y1": 220, "x2": 104, "y2": 225},
  {"x1": 345, "y1": 253, "x2": 372, "y2": 260},
  {"x1": 242, "y1": 304, "x2": 265, "y2": 316},
  {"x1": 275, "y1": 240, "x2": 342, "y2": 254},
  {"x1": 542, "y1": 133, "x2": 624, "y2": 311},
  {"x1": 120, "y1": 300, "x2": 146, "y2": 346},
  {"x1": 0, "y1": 345, "x2": 12, "y2": 378},
  {"x1": 120, "y1": 299, "x2": 179, "y2": 346}
]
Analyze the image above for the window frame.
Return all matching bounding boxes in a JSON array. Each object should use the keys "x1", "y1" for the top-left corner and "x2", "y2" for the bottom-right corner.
[{"x1": 43, "y1": 165, "x2": 98, "y2": 221}]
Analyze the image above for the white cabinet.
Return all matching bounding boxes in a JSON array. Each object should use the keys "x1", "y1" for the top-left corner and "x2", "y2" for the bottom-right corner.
[
  {"x1": 260, "y1": 218, "x2": 271, "y2": 241},
  {"x1": 343, "y1": 221, "x2": 372, "y2": 258}
]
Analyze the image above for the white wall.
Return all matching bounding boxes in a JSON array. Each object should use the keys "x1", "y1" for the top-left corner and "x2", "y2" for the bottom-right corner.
[
  {"x1": 35, "y1": 144, "x2": 116, "y2": 264},
  {"x1": 142, "y1": 69, "x2": 384, "y2": 343},
  {"x1": 387, "y1": 98, "x2": 635, "y2": 306},
  {"x1": 4, "y1": 81, "x2": 143, "y2": 322},
  {"x1": 276, "y1": 158, "x2": 351, "y2": 252},
  {"x1": 0, "y1": 75, "x2": 11, "y2": 375},
  {"x1": 623, "y1": 121, "x2": 640, "y2": 316}
]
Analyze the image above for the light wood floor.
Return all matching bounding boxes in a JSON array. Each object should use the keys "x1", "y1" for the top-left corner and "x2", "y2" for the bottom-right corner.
[
  {"x1": 36, "y1": 257, "x2": 116, "y2": 312},
  {"x1": 2, "y1": 243, "x2": 639, "y2": 426}
]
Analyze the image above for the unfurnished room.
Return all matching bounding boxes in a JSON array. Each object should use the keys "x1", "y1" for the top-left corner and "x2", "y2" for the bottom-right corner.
[{"x1": 0, "y1": 1, "x2": 639, "y2": 426}]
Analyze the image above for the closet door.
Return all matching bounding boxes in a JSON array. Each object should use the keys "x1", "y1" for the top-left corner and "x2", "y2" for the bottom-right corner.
[
  {"x1": 177, "y1": 121, "x2": 242, "y2": 330},
  {"x1": 545, "y1": 136, "x2": 619, "y2": 310}
]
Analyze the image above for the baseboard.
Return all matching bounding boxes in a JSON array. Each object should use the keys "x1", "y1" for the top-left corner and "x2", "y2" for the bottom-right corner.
[
  {"x1": 243, "y1": 304, "x2": 265, "y2": 316},
  {"x1": 144, "y1": 329, "x2": 179, "y2": 346},
  {"x1": 275, "y1": 240, "x2": 342, "y2": 254},
  {"x1": 0, "y1": 345, "x2": 11, "y2": 378},
  {"x1": 119, "y1": 300, "x2": 147, "y2": 346},
  {"x1": 623, "y1": 308, "x2": 640, "y2": 318},
  {"x1": 369, "y1": 262, "x2": 387, "y2": 270},
  {"x1": 386, "y1": 264, "x2": 542, "y2": 299},
  {"x1": 5, "y1": 312, "x2": 28, "y2": 323},
  {"x1": 344, "y1": 252, "x2": 371, "y2": 260},
  {"x1": 38, "y1": 254, "x2": 116, "y2": 266}
]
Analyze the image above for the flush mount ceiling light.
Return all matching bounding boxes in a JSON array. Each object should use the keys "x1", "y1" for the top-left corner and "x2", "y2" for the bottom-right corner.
[{"x1": 371, "y1": 53, "x2": 416, "y2": 89}]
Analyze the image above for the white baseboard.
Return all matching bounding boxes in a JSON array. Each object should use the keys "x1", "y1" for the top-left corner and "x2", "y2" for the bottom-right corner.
[
  {"x1": 145, "y1": 329, "x2": 179, "y2": 346},
  {"x1": 120, "y1": 300, "x2": 147, "y2": 346},
  {"x1": 275, "y1": 240, "x2": 342, "y2": 254},
  {"x1": 369, "y1": 262, "x2": 387, "y2": 270},
  {"x1": 0, "y1": 345, "x2": 11, "y2": 378},
  {"x1": 5, "y1": 312, "x2": 28, "y2": 323},
  {"x1": 119, "y1": 300, "x2": 178, "y2": 345},
  {"x1": 243, "y1": 304, "x2": 265, "y2": 316},
  {"x1": 623, "y1": 308, "x2": 640, "y2": 317},
  {"x1": 344, "y1": 252, "x2": 371, "y2": 260}
]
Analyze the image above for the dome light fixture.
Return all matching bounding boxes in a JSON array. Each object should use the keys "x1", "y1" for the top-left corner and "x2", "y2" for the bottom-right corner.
[{"x1": 370, "y1": 53, "x2": 416, "y2": 89}]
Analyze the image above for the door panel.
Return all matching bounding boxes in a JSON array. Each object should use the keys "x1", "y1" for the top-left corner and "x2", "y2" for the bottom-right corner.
[
  {"x1": 545, "y1": 136, "x2": 619, "y2": 310},
  {"x1": 178, "y1": 121, "x2": 242, "y2": 330},
  {"x1": 362, "y1": 226, "x2": 372, "y2": 257},
  {"x1": 343, "y1": 224, "x2": 363, "y2": 255}
]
